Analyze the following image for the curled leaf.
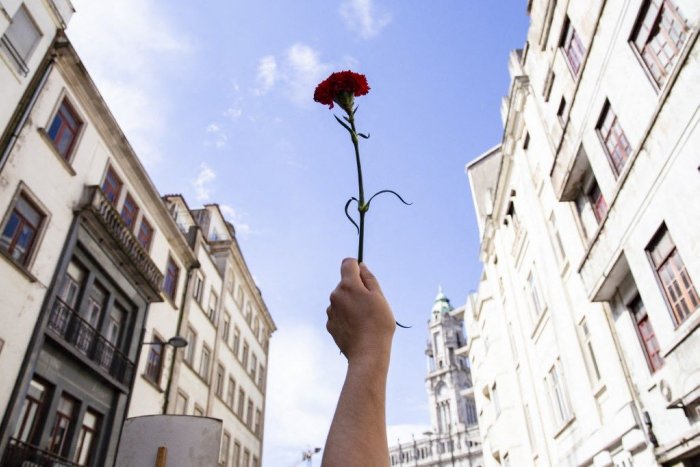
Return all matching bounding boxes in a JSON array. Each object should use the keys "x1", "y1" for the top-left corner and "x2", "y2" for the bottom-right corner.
[
  {"x1": 344, "y1": 197, "x2": 360, "y2": 234},
  {"x1": 366, "y1": 189, "x2": 413, "y2": 209},
  {"x1": 358, "y1": 133, "x2": 370, "y2": 139},
  {"x1": 396, "y1": 321, "x2": 411, "y2": 329},
  {"x1": 334, "y1": 115, "x2": 353, "y2": 134}
]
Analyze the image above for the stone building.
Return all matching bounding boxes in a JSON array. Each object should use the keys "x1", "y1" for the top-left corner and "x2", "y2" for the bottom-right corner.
[
  {"x1": 0, "y1": 2, "x2": 275, "y2": 466},
  {"x1": 464, "y1": 0, "x2": 699, "y2": 465},
  {"x1": 388, "y1": 289, "x2": 483, "y2": 467}
]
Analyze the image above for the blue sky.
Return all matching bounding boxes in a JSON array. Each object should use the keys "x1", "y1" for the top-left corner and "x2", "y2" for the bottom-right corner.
[{"x1": 68, "y1": 1, "x2": 529, "y2": 464}]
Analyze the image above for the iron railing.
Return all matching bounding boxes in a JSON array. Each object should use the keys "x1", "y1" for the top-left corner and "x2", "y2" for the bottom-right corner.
[
  {"x1": 48, "y1": 299, "x2": 134, "y2": 385},
  {"x1": 1, "y1": 438, "x2": 80, "y2": 467},
  {"x1": 82, "y1": 186, "x2": 164, "y2": 298}
]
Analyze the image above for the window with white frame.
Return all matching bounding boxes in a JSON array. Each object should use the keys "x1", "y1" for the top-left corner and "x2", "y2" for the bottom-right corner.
[
  {"x1": 185, "y1": 326, "x2": 197, "y2": 365},
  {"x1": 526, "y1": 269, "x2": 545, "y2": 318},
  {"x1": 579, "y1": 318, "x2": 601, "y2": 384},
  {"x1": 199, "y1": 345, "x2": 211, "y2": 381},
  {"x1": 1, "y1": 4, "x2": 42, "y2": 75},
  {"x1": 547, "y1": 361, "x2": 573, "y2": 425},
  {"x1": 208, "y1": 290, "x2": 218, "y2": 322}
]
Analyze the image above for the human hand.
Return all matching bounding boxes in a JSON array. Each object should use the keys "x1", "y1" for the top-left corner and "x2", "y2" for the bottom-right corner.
[{"x1": 326, "y1": 258, "x2": 396, "y2": 366}]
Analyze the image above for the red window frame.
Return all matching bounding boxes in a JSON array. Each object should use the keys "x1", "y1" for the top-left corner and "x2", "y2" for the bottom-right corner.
[
  {"x1": 0, "y1": 194, "x2": 44, "y2": 265},
  {"x1": 163, "y1": 256, "x2": 179, "y2": 300},
  {"x1": 560, "y1": 17, "x2": 586, "y2": 76},
  {"x1": 120, "y1": 193, "x2": 139, "y2": 231},
  {"x1": 137, "y1": 217, "x2": 153, "y2": 250},
  {"x1": 648, "y1": 226, "x2": 699, "y2": 325},
  {"x1": 47, "y1": 394, "x2": 77, "y2": 456},
  {"x1": 587, "y1": 181, "x2": 608, "y2": 224},
  {"x1": 629, "y1": 296, "x2": 664, "y2": 372},
  {"x1": 101, "y1": 166, "x2": 123, "y2": 205},
  {"x1": 48, "y1": 99, "x2": 82, "y2": 160},
  {"x1": 631, "y1": 0, "x2": 688, "y2": 86},
  {"x1": 597, "y1": 101, "x2": 632, "y2": 176}
]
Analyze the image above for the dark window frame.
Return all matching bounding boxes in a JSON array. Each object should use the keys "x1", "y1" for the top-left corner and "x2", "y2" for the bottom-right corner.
[
  {"x1": 163, "y1": 256, "x2": 180, "y2": 301},
  {"x1": 0, "y1": 191, "x2": 46, "y2": 267},
  {"x1": 596, "y1": 100, "x2": 632, "y2": 177},
  {"x1": 47, "y1": 98, "x2": 83, "y2": 161},
  {"x1": 559, "y1": 16, "x2": 586, "y2": 77},
  {"x1": 144, "y1": 336, "x2": 165, "y2": 385},
  {"x1": 101, "y1": 166, "x2": 123, "y2": 206}
]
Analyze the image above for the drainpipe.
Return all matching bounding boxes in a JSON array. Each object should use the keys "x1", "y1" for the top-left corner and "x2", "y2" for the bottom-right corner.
[
  {"x1": 162, "y1": 259, "x2": 200, "y2": 414},
  {"x1": 0, "y1": 34, "x2": 67, "y2": 171}
]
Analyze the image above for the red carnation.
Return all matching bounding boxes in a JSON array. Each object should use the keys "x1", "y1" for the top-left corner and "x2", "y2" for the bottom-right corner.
[{"x1": 313, "y1": 70, "x2": 370, "y2": 111}]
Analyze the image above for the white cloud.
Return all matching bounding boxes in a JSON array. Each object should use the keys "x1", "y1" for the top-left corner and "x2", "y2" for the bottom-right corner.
[
  {"x1": 204, "y1": 122, "x2": 228, "y2": 148},
  {"x1": 68, "y1": 0, "x2": 191, "y2": 166},
  {"x1": 219, "y1": 204, "x2": 252, "y2": 237},
  {"x1": 192, "y1": 163, "x2": 216, "y2": 201},
  {"x1": 340, "y1": 0, "x2": 392, "y2": 39},
  {"x1": 263, "y1": 324, "x2": 345, "y2": 466},
  {"x1": 223, "y1": 105, "x2": 243, "y2": 119},
  {"x1": 254, "y1": 55, "x2": 278, "y2": 95},
  {"x1": 285, "y1": 44, "x2": 330, "y2": 105}
]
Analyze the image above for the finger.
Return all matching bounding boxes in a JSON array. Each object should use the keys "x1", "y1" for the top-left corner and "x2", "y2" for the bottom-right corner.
[
  {"x1": 340, "y1": 257, "x2": 362, "y2": 287},
  {"x1": 359, "y1": 263, "x2": 381, "y2": 292}
]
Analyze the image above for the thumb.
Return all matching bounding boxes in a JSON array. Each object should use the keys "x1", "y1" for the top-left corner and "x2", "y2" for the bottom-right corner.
[{"x1": 359, "y1": 263, "x2": 381, "y2": 292}]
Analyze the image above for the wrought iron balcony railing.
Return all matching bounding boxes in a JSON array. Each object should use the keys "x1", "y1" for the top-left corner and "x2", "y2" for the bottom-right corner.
[
  {"x1": 48, "y1": 298, "x2": 134, "y2": 386},
  {"x1": 1, "y1": 437, "x2": 80, "y2": 467},
  {"x1": 82, "y1": 186, "x2": 164, "y2": 301}
]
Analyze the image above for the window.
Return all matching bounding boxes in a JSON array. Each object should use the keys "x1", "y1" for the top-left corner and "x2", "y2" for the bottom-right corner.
[
  {"x1": 236, "y1": 285, "x2": 244, "y2": 306},
  {"x1": 73, "y1": 409, "x2": 100, "y2": 466},
  {"x1": 252, "y1": 457, "x2": 259, "y2": 467},
  {"x1": 48, "y1": 393, "x2": 77, "y2": 456},
  {"x1": 560, "y1": 16, "x2": 586, "y2": 76},
  {"x1": 556, "y1": 96, "x2": 568, "y2": 124},
  {"x1": 1, "y1": 5, "x2": 41, "y2": 74},
  {"x1": 120, "y1": 193, "x2": 139, "y2": 231},
  {"x1": 227, "y1": 377, "x2": 236, "y2": 407},
  {"x1": 194, "y1": 404, "x2": 204, "y2": 417},
  {"x1": 579, "y1": 318, "x2": 601, "y2": 383},
  {"x1": 543, "y1": 70, "x2": 555, "y2": 102},
  {"x1": 193, "y1": 274, "x2": 204, "y2": 303},
  {"x1": 185, "y1": 326, "x2": 197, "y2": 365},
  {"x1": 246, "y1": 399, "x2": 253, "y2": 427},
  {"x1": 245, "y1": 304, "x2": 253, "y2": 325},
  {"x1": 258, "y1": 364, "x2": 265, "y2": 388},
  {"x1": 492, "y1": 384, "x2": 501, "y2": 416},
  {"x1": 163, "y1": 256, "x2": 180, "y2": 301},
  {"x1": 233, "y1": 442, "x2": 241, "y2": 467},
  {"x1": 208, "y1": 290, "x2": 218, "y2": 322},
  {"x1": 253, "y1": 316, "x2": 260, "y2": 339},
  {"x1": 526, "y1": 269, "x2": 545, "y2": 317},
  {"x1": 237, "y1": 389, "x2": 245, "y2": 418},
  {"x1": 250, "y1": 354, "x2": 257, "y2": 379},
  {"x1": 105, "y1": 305, "x2": 125, "y2": 348},
  {"x1": 243, "y1": 449, "x2": 250, "y2": 467},
  {"x1": 200, "y1": 345, "x2": 211, "y2": 381},
  {"x1": 227, "y1": 268, "x2": 235, "y2": 295},
  {"x1": 587, "y1": 180, "x2": 608, "y2": 224},
  {"x1": 233, "y1": 327, "x2": 241, "y2": 357},
  {"x1": 14, "y1": 378, "x2": 47, "y2": 444},
  {"x1": 547, "y1": 363, "x2": 572, "y2": 425},
  {"x1": 648, "y1": 225, "x2": 699, "y2": 325},
  {"x1": 548, "y1": 213, "x2": 567, "y2": 265},
  {"x1": 175, "y1": 391, "x2": 188, "y2": 414},
  {"x1": 570, "y1": 149, "x2": 607, "y2": 239},
  {"x1": 137, "y1": 218, "x2": 153, "y2": 251},
  {"x1": 631, "y1": 0, "x2": 688, "y2": 86},
  {"x1": 101, "y1": 166, "x2": 123, "y2": 205},
  {"x1": 254, "y1": 409, "x2": 262, "y2": 436},
  {"x1": 220, "y1": 431, "x2": 231, "y2": 467},
  {"x1": 222, "y1": 312, "x2": 231, "y2": 343},
  {"x1": 144, "y1": 337, "x2": 164, "y2": 385},
  {"x1": 597, "y1": 100, "x2": 632, "y2": 176},
  {"x1": 47, "y1": 99, "x2": 84, "y2": 160},
  {"x1": 0, "y1": 193, "x2": 45, "y2": 266},
  {"x1": 629, "y1": 295, "x2": 664, "y2": 372},
  {"x1": 242, "y1": 341, "x2": 249, "y2": 369},
  {"x1": 215, "y1": 364, "x2": 225, "y2": 397}
]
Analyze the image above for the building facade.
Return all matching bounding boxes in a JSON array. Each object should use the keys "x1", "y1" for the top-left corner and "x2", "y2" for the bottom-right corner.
[
  {"x1": 0, "y1": 2, "x2": 275, "y2": 466},
  {"x1": 464, "y1": 0, "x2": 699, "y2": 465},
  {"x1": 389, "y1": 290, "x2": 483, "y2": 467}
]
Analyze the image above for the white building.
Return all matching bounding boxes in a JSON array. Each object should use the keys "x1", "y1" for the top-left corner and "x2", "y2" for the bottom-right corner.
[
  {"x1": 389, "y1": 289, "x2": 483, "y2": 467},
  {"x1": 0, "y1": 3, "x2": 275, "y2": 466},
  {"x1": 464, "y1": 0, "x2": 699, "y2": 465}
]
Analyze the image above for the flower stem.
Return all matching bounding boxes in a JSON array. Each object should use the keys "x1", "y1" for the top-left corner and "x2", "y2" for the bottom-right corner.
[{"x1": 347, "y1": 110, "x2": 365, "y2": 263}]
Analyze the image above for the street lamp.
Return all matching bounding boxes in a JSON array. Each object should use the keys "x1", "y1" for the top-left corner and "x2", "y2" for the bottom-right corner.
[
  {"x1": 301, "y1": 447, "x2": 322, "y2": 467},
  {"x1": 143, "y1": 336, "x2": 189, "y2": 348}
]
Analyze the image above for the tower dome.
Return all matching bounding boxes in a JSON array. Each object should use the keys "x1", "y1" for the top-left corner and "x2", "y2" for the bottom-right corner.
[{"x1": 432, "y1": 285, "x2": 453, "y2": 316}]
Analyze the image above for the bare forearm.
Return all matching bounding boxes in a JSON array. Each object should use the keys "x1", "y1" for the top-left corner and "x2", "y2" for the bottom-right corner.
[{"x1": 322, "y1": 357, "x2": 391, "y2": 466}]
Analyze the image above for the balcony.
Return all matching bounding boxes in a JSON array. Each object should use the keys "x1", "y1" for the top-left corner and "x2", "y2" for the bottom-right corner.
[
  {"x1": 1, "y1": 438, "x2": 79, "y2": 467},
  {"x1": 47, "y1": 298, "x2": 134, "y2": 386},
  {"x1": 81, "y1": 186, "x2": 163, "y2": 301}
]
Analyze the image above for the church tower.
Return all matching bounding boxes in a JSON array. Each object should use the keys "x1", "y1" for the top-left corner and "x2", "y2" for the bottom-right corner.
[{"x1": 425, "y1": 287, "x2": 478, "y2": 436}]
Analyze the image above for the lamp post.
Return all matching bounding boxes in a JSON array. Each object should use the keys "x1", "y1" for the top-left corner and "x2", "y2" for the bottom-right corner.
[{"x1": 301, "y1": 447, "x2": 322, "y2": 467}]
